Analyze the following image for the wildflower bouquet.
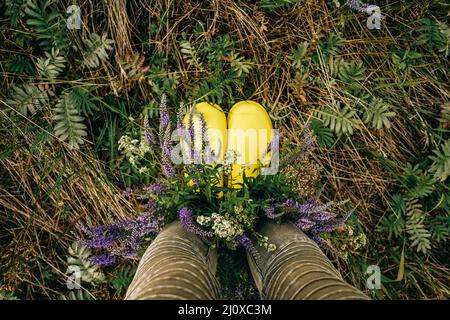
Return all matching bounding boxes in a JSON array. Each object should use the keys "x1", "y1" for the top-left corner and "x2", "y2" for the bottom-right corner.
[{"x1": 79, "y1": 95, "x2": 357, "y2": 265}]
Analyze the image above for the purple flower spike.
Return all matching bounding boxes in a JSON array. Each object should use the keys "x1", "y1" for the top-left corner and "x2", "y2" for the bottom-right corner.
[
  {"x1": 179, "y1": 207, "x2": 214, "y2": 240},
  {"x1": 148, "y1": 181, "x2": 167, "y2": 196},
  {"x1": 79, "y1": 213, "x2": 160, "y2": 265},
  {"x1": 236, "y1": 234, "x2": 261, "y2": 265},
  {"x1": 89, "y1": 253, "x2": 117, "y2": 266},
  {"x1": 143, "y1": 114, "x2": 156, "y2": 145}
]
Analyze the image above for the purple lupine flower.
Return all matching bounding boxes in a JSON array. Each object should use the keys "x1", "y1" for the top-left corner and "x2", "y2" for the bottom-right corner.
[
  {"x1": 89, "y1": 253, "x2": 117, "y2": 265},
  {"x1": 148, "y1": 181, "x2": 167, "y2": 196},
  {"x1": 143, "y1": 114, "x2": 156, "y2": 145},
  {"x1": 264, "y1": 206, "x2": 284, "y2": 219},
  {"x1": 282, "y1": 197, "x2": 351, "y2": 248},
  {"x1": 310, "y1": 235, "x2": 338, "y2": 255},
  {"x1": 159, "y1": 94, "x2": 169, "y2": 128},
  {"x1": 79, "y1": 213, "x2": 160, "y2": 265},
  {"x1": 236, "y1": 234, "x2": 261, "y2": 265},
  {"x1": 347, "y1": 0, "x2": 370, "y2": 12},
  {"x1": 295, "y1": 218, "x2": 316, "y2": 231},
  {"x1": 179, "y1": 207, "x2": 214, "y2": 240}
]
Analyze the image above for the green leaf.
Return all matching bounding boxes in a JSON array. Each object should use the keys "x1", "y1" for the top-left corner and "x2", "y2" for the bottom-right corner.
[
  {"x1": 361, "y1": 99, "x2": 396, "y2": 130},
  {"x1": 429, "y1": 140, "x2": 450, "y2": 182},
  {"x1": 315, "y1": 103, "x2": 361, "y2": 135}
]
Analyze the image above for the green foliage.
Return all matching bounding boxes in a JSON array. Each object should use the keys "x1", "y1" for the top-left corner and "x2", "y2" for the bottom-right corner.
[
  {"x1": 415, "y1": 18, "x2": 448, "y2": 53},
  {"x1": 0, "y1": 291, "x2": 19, "y2": 300},
  {"x1": 36, "y1": 48, "x2": 66, "y2": 79},
  {"x1": 401, "y1": 163, "x2": 436, "y2": 199},
  {"x1": 180, "y1": 39, "x2": 203, "y2": 68},
  {"x1": 361, "y1": 99, "x2": 396, "y2": 130},
  {"x1": 315, "y1": 103, "x2": 361, "y2": 135},
  {"x1": 405, "y1": 199, "x2": 431, "y2": 254},
  {"x1": 376, "y1": 194, "x2": 405, "y2": 239},
  {"x1": 7, "y1": 55, "x2": 35, "y2": 75},
  {"x1": 338, "y1": 60, "x2": 366, "y2": 93},
  {"x1": 191, "y1": 71, "x2": 236, "y2": 104},
  {"x1": 82, "y1": 33, "x2": 114, "y2": 69},
  {"x1": 429, "y1": 140, "x2": 450, "y2": 182},
  {"x1": 317, "y1": 33, "x2": 345, "y2": 59},
  {"x1": 111, "y1": 266, "x2": 136, "y2": 296},
  {"x1": 52, "y1": 90, "x2": 88, "y2": 149},
  {"x1": 229, "y1": 53, "x2": 252, "y2": 77},
  {"x1": 117, "y1": 53, "x2": 149, "y2": 81},
  {"x1": 6, "y1": 83, "x2": 50, "y2": 115},
  {"x1": 429, "y1": 215, "x2": 450, "y2": 243},
  {"x1": 67, "y1": 242, "x2": 105, "y2": 284},
  {"x1": 288, "y1": 41, "x2": 309, "y2": 69},
  {"x1": 260, "y1": 0, "x2": 302, "y2": 11},
  {"x1": 391, "y1": 49, "x2": 422, "y2": 74},
  {"x1": 310, "y1": 119, "x2": 335, "y2": 147},
  {"x1": 68, "y1": 86, "x2": 99, "y2": 116},
  {"x1": 377, "y1": 213, "x2": 405, "y2": 240},
  {"x1": 61, "y1": 289, "x2": 93, "y2": 300},
  {"x1": 5, "y1": 0, "x2": 26, "y2": 26},
  {"x1": 23, "y1": 0, "x2": 69, "y2": 51}
]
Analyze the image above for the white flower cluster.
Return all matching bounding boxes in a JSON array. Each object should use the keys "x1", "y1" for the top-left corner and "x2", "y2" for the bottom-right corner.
[
  {"x1": 118, "y1": 135, "x2": 151, "y2": 173},
  {"x1": 256, "y1": 234, "x2": 276, "y2": 252},
  {"x1": 220, "y1": 150, "x2": 239, "y2": 175},
  {"x1": 197, "y1": 213, "x2": 243, "y2": 240}
]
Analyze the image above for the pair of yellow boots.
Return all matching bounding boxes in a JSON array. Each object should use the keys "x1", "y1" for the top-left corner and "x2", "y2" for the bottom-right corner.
[{"x1": 182, "y1": 100, "x2": 274, "y2": 188}]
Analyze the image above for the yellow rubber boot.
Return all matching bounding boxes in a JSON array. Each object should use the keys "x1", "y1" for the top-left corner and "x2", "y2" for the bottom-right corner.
[
  {"x1": 181, "y1": 102, "x2": 227, "y2": 188},
  {"x1": 226, "y1": 100, "x2": 273, "y2": 188}
]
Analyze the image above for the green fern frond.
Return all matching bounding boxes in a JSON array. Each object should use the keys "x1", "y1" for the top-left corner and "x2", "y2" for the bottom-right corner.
[
  {"x1": 68, "y1": 86, "x2": 99, "y2": 116},
  {"x1": 377, "y1": 214, "x2": 405, "y2": 240},
  {"x1": 207, "y1": 35, "x2": 234, "y2": 66},
  {"x1": 5, "y1": 0, "x2": 27, "y2": 26},
  {"x1": 315, "y1": 103, "x2": 361, "y2": 135},
  {"x1": 391, "y1": 49, "x2": 423, "y2": 74},
  {"x1": 36, "y1": 48, "x2": 66, "y2": 79},
  {"x1": 338, "y1": 60, "x2": 366, "y2": 93},
  {"x1": 407, "y1": 175, "x2": 436, "y2": 199},
  {"x1": 429, "y1": 215, "x2": 450, "y2": 243},
  {"x1": 143, "y1": 100, "x2": 160, "y2": 119},
  {"x1": 192, "y1": 72, "x2": 235, "y2": 104},
  {"x1": 416, "y1": 18, "x2": 448, "y2": 53},
  {"x1": 82, "y1": 33, "x2": 114, "y2": 69},
  {"x1": 361, "y1": 99, "x2": 396, "y2": 129},
  {"x1": 52, "y1": 90, "x2": 88, "y2": 149},
  {"x1": 180, "y1": 40, "x2": 203, "y2": 68},
  {"x1": 111, "y1": 266, "x2": 136, "y2": 296},
  {"x1": 310, "y1": 119, "x2": 334, "y2": 147},
  {"x1": 376, "y1": 194, "x2": 406, "y2": 240},
  {"x1": 405, "y1": 199, "x2": 431, "y2": 254},
  {"x1": 8, "y1": 55, "x2": 35, "y2": 75},
  {"x1": 401, "y1": 163, "x2": 435, "y2": 198},
  {"x1": 23, "y1": 0, "x2": 69, "y2": 51},
  {"x1": 429, "y1": 140, "x2": 450, "y2": 182},
  {"x1": 67, "y1": 242, "x2": 105, "y2": 284},
  {"x1": 229, "y1": 52, "x2": 252, "y2": 77},
  {"x1": 6, "y1": 83, "x2": 50, "y2": 115}
]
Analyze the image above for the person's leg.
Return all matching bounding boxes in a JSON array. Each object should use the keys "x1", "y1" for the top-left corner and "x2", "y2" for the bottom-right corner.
[
  {"x1": 247, "y1": 222, "x2": 369, "y2": 300},
  {"x1": 125, "y1": 222, "x2": 220, "y2": 300}
]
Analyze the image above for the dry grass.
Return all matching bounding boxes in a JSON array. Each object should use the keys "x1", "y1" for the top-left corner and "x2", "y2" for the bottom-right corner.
[{"x1": 0, "y1": 0, "x2": 448, "y2": 299}]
